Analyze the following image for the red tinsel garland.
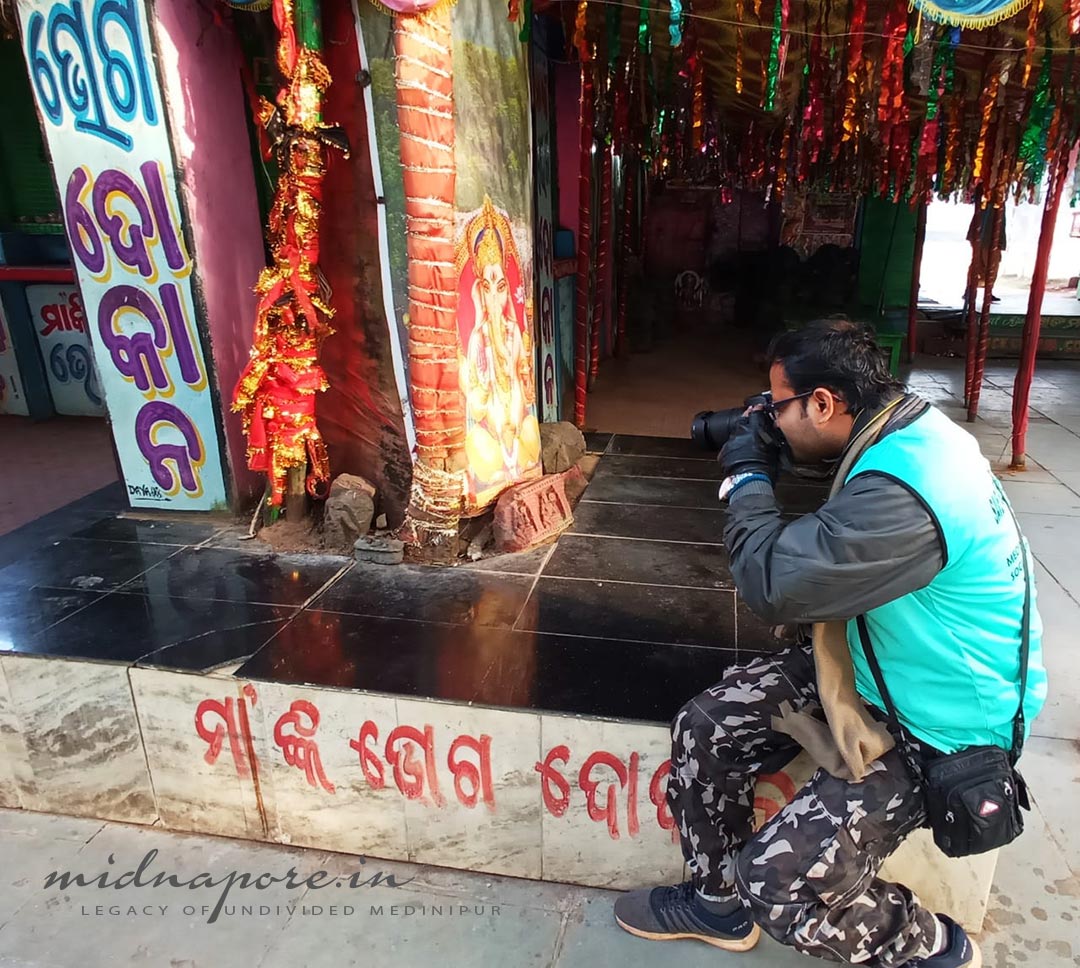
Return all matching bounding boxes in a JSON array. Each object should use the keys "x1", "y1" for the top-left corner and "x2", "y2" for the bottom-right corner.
[{"x1": 840, "y1": 0, "x2": 867, "y2": 147}]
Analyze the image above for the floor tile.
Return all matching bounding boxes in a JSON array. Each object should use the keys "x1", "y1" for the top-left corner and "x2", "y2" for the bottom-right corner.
[
  {"x1": 571, "y1": 501, "x2": 727, "y2": 544},
  {"x1": 1001, "y1": 482, "x2": 1080, "y2": 516},
  {"x1": 607, "y1": 434, "x2": 711, "y2": 459},
  {"x1": 592, "y1": 454, "x2": 724, "y2": 481},
  {"x1": 1027, "y1": 563, "x2": 1080, "y2": 741},
  {"x1": 17, "y1": 592, "x2": 293, "y2": 663},
  {"x1": 555, "y1": 894, "x2": 810, "y2": 968},
  {"x1": 582, "y1": 474, "x2": 720, "y2": 509},
  {"x1": 516, "y1": 577, "x2": 738, "y2": 648},
  {"x1": 0, "y1": 809, "x2": 105, "y2": 843},
  {"x1": 1019, "y1": 424, "x2": 1080, "y2": 473},
  {"x1": 237, "y1": 611, "x2": 736, "y2": 724},
  {"x1": 122, "y1": 547, "x2": 348, "y2": 606},
  {"x1": 262, "y1": 884, "x2": 562, "y2": 968},
  {"x1": 462, "y1": 544, "x2": 553, "y2": 575},
  {"x1": 978, "y1": 801, "x2": 1080, "y2": 966},
  {"x1": 1017, "y1": 513, "x2": 1080, "y2": 561},
  {"x1": 543, "y1": 534, "x2": 733, "y2": 590},
  {"x1": 0, "y1": 539, "x2": 175, "y2": 593},
  {"x1": 70, "y1": 515, "x2": 229, "y2": 546},
  {"x1": 1, "y1": 824, "x2": 334, "y2": 964},
  {"x1": 583, "y1": 432, "x2": 612, "y2": 454},
  {"x1": 0, "y1": 587, "x2": 106, "y2": 651},
  {"x1": 311, "y1": 563, "x2": 535, "y2": 629},
  {"x1": 1019, "y1": 736, "x2": 1080, "y2": 874}
]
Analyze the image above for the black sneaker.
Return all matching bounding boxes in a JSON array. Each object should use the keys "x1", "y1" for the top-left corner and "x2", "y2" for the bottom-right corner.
[
  {"x1": 613, "y1": 881, "x2": 760, "y2": 951},
  {"x1": 907, "y1": 915, "x2": 982, "y2": 967}
]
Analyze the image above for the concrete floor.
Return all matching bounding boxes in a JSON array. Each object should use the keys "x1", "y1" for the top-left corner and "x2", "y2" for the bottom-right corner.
[
  {"x1": 0, "y1": 415, "x2": 117, "y2": 536},
  {"x1": 1, "y1": 356, "x2": 1079, "y2": 966}
]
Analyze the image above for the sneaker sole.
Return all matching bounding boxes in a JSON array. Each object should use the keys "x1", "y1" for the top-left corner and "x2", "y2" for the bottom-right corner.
[
  {"x1": 968, "y1": 939, "x2": 983, "y2": 968},
  {"x1": 614, "y1": 914, "x2": 761, "y2": 952}
]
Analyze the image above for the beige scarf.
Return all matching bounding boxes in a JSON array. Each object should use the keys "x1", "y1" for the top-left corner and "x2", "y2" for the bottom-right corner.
[{"x1": 771, "y1": 395, "x2": 919, "y2": 781}]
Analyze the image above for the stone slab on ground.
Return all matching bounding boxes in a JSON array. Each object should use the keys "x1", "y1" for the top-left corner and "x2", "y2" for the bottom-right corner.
[{"x1": 493, "y1": 472, "x2": 574, "y2": 553}]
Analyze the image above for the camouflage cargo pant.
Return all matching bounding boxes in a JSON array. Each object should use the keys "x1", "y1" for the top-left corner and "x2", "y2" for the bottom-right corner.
[{"x1": 667, "y1": 641, "x2": 941, "y2": 966}]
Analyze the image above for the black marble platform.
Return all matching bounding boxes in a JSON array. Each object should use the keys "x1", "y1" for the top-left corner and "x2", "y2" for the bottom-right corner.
[{"x1": 0, "y1": 434, "x2": 829, "y2": 722}]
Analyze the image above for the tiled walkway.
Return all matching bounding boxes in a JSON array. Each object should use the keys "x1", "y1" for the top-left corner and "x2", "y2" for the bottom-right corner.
[
  {"x1": 0, "y1": 415, "x2": 117, "y2": 537},
  {"x1": 0, "y1": 357, "x2": 1078, "y2": 966}
]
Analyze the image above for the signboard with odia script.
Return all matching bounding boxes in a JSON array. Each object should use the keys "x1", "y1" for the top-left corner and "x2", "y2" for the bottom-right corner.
[
  {"x1": 26, "y1": 285, "x2": 105, "y2": 417},
  {"x1": 17, "y1": 0, "x2": 227, "y2": 508}
]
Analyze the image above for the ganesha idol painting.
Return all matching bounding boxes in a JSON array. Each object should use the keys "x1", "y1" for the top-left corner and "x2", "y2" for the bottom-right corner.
[{"x1": 456, "y1": 196, "x2": 542, "y2": 509}]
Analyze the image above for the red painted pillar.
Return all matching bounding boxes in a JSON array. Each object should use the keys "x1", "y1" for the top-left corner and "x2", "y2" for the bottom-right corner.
[
  {"x1": 573, "y1": 61, "x2": 594, "y2": 429},
  {"x1": 1011, "y1": 152, "x2": 1071, "y2": 467},
  {"x1": 590, "y1": 140, "x2": 613, "y2": 389}
]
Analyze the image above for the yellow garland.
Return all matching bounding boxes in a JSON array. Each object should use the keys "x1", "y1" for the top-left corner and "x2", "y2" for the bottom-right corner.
[{"x1": 909, "y1": 0, "x2": 1034, "y2": 30}]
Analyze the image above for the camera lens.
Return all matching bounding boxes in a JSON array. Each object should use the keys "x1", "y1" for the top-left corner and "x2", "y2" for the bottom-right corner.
[{"x1": 690, "y1": 408, "x2": 744, "y2": 451}]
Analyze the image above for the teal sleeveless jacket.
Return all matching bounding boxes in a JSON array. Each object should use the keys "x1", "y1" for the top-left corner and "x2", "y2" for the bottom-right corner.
[{"x1": 844, "y1": 405, "x2": 1047, "y2": 755}]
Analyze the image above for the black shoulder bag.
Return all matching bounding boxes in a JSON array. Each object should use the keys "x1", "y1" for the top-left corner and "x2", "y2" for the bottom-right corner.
[{"x1": 855, "y1": 502, "x2": 1033, "y2": 859}]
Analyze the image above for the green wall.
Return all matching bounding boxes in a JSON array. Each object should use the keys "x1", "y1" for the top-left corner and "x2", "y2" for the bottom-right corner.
[{"x1": 857, "y1": 197, "x2": 918, "y2": 319}]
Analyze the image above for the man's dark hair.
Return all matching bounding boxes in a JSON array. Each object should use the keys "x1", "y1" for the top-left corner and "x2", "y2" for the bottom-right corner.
[{"x1": 766, "y1": 319, "x2": 905, "y2": 412}]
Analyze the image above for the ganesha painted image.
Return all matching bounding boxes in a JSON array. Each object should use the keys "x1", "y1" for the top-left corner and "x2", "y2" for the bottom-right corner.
[{"x1": 456, "y1": 196, "x2": 541, "y2": 509}]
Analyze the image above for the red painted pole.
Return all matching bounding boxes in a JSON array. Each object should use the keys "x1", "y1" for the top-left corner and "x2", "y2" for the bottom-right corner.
[
  {"x1": 573, "y1": 62, "x2": 594, "y2": 429},
  {"x1": 1011, "y1": 152, "x2": 1071, "y2": 467},
  {"x1": 967, "y1": 204, "x2": 1005, "y2": 422},
  {"x1": 907, "y1": 202, "x2": 927, "y2": 363},
  {"x1": 963, "y1": 248, "x2": 979, "y2": 405},
  {"x1": 590, "y1": 140, "x2": 613, "y2": 389},
  {"x1": 615, "y1": 154, "x2": 634, "y2": 358}
]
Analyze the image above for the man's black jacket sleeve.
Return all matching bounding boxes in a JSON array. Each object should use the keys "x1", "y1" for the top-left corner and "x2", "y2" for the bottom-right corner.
[{"x1": 722, "y1": 472, "x2": 946, "y2": 625}]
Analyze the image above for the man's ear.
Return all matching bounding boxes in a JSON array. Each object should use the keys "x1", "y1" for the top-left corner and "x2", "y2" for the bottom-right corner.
[{"x1": 812, "y1": 387, "x2": 834, "y2": 419}]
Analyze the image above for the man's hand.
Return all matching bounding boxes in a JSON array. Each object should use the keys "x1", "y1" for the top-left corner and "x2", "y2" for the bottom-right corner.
[{"x1": 719, "y1": 410, "x2": 782, "y2": 483}]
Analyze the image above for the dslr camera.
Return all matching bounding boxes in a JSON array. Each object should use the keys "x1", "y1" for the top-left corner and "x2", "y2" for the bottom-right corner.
[{"x1": 691, "y1": 392, "x2": 774, "y2": 452}]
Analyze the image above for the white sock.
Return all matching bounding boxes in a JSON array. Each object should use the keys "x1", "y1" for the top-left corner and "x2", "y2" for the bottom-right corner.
[{"x1": 929, "y1": 916, "x2": 948, "y2": 957}]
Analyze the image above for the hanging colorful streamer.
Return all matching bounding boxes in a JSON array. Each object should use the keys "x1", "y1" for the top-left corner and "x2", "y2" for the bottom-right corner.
[
  {"x1": 691, "y1": 47, "x2": 704, "y2": 150},
  {"x1": 972, "y1": 56, "x2": 1000, "y2": 186},
  {"x1": 735, "y1": 0, "x2": 744, "y2": 94},
  {"x1": 607, "y1": 3, "x2": 622, "y2": 64},
  {"x1": 1022, "y1": 0, "x2": 1044, "y2": 86},
  {"x1": 763, "y1": 0, "x2": 786, "y2": 111},
  {"x1": 574, "y1": 0, "x2": 589, "y2": 61},
  {"x1": 638, "y1": 0, "x2": 651, "y2": 52},
  {"x1": 519, "y1": 0, "x2": 532, "y2": 42},
  {"x1": 669, "y1": 0, "x2": 683, "y2": 46},
  {"x1": 840, "y1": 0, "x2": 867, "y2": 142},
  {"x1": 1018, "y1": 46, "x2": 1054, "y2": 191}
]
